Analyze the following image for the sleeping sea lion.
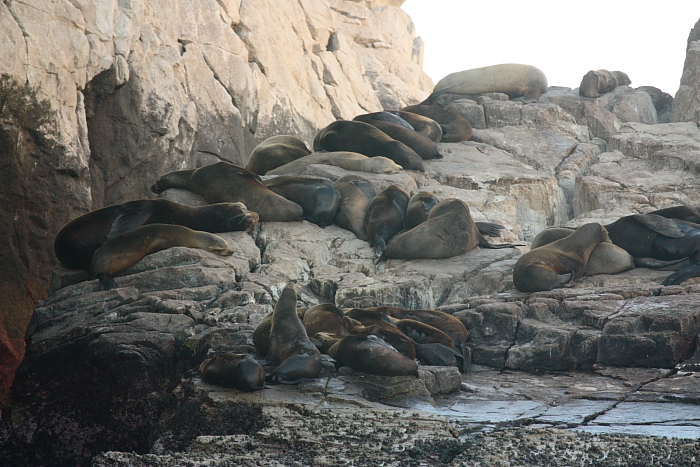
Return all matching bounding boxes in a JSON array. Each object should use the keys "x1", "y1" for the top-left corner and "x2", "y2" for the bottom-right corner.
[
  {"x1": 387, "y1": 110, "x2": 443, "y2": 143},
  {"x1": 513, "y1": 223, "x2": 610, "y2": 292},
  {"x1": 267, "y1": 284, "x2": 322, "y2": 384},
  {"x1": 200, "y1": 353, "x2": 265, "y2": 392},
  {"x1": 246, "y1": 135, "x2": 311, "y2": 175},
  {"x1": 302, "y1": 303, "x2": 350, "y2": 339},
  {"x1": 400, "y1": 104, "x2": 472, "y2": 143},
  {"x1": 380, "y1": 198, "x2": 519, "y2": 260},
  {"x1": 151, "y1": 161, "x2": 303, "y2": 222},
  {"x1": 364, "y1": 185, "x2": 410, "y2": 256},
  {"x1": 405, "y1": 191, "x2": 440, "y2": 230},
  {"x1": 91, "y1": 224, "x2": 234, "y2": 290},
  {"x1": 353, "y1": 113, "x2": 443, "y2": 160},
  {"x1": 579, "y1": 70, "x2": 631, "y2": 98},
  {"x1": 54, "y1": 199, "x2": 257, "y2": 271},
  {"x1": 313, "y1": 120, "x2": 425, "y2": 171},
  {"x1": 332, "y1": 175, "x2": 378, "y2": 241},
  {"x1": 263, "y1": 176, "x2": 341, "y2": 227},
  {"x1": 433, "y1": 63, "x2": 549, "y2": 103},
  {"x1": 266, "y1": 151, "x2": 401, "y2": 175},
  {"x1": 326, "y1": 334, "x2": 419, "y2": 377}
]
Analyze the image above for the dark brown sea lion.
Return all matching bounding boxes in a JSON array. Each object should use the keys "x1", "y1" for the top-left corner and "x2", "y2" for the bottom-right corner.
[
  {"x1": 333, "y1": 175, "x2": 378, "y2": 241},
  {"x1": 253, "y1": 313, "x2": 273, "y2": 356},
  {"x1": 380, "y1": 198, "x2": 519, "y2": 260},
  {"x1": 151, "y1": 161, "x2": 303, "y2": 222},
  {"x1": 393, "y1": 319, "x2": 462, "y2": 368},
  {"x1": 530, "y1": 227, "x2": 634, "y2": 275},
  {"x1": 313, "y1": 120, "x2": 425, "y2": 171},
  {"x1": 263, "y1": 176, "x2": 341, "y2": 227},
  {"x1": 579, "y1": 70, "x2": 631, "y2": 98},
  {"x1": 302, "y1": 303, "x2": 350, "y2": 339},
  {"x1": 603, "y1": 213, "x2": 700, "y2": 285},
  {"x1": 200, "y1": 353, "x2": 265, "y2": 392},
  {"x1": 326, "y1": 334, "x2": 419, "y2": 377},
  {"x1": 267, "y1": 284, "x2": 322, "y2": 384},
  {"x1": 353, "y1": 112, "x2": 443, "y2": 160},
  {"x1": 342, "y1": 315, "x2": 416, "y2": 360},
  {"x1": 387, "y1": 110, "x2": 443, "y2": 143},
  {"x1": 434, "y1": 63, "x2": 549, "y2": 103},
  {"x1": 513, "y1": 223, "x2": 610, "y2": 292},
  {"x1": 405, "y1": 191, "x2": 439, "y2": 230},
  {"x1": 54, "y1": 199, "x2": 258, "y2": 271},
  {"x1": 364, "y1": 185, "x2": 410, "y2": 256},
  {"x1": 353, "y1": 111, "x2": 415, "y2": 130},
  {"x1": 246, "y1": 135, "x2": 311, "y2": 175},
  {"x1": 91, "y1": 224, "x2": 234, "y2": 290},
  {"x1": 400, "y1": 104, "x2": 472, "y2": 143}
]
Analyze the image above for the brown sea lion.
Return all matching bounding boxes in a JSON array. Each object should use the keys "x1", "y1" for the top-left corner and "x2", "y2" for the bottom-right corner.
[
  {"x1": 400, "y1": 104, "x2": 472, "y2": 143},
  {"x1": 253, "y1": 313, "x2": 273, "y2": 356},
  {"x1": 91, "y1": 224, "x2": 234, "y2": 290},
  {"x1": 387, "y1": 110, "x2": 443, "y2": 143},
  {"x1": 380, "y1": 198, "x2": 519, "y2": 260},
  {"x1": 302, "y1": 303, "x2": 350, "y2": 339},
  {"x1": 405, "y1": 191, "x2": 440, "y2": 230},
  {"x1": 246, "y1": 135, "x2": 311, "y2": 175},
  {"x1": 603, "y1": 214, "x2": 700, "y2": 286},
  {"x1": 267, "y1": 284, "x2": 322, "y2": 384},
  {"x1": 200, "y1": 353, "x2": 265, "y2": 392},
  {"x1": 364, "y1": 185, "x2": 410, "y2": 256},
  {"x1": 151, "y1": 161, "x2": 303, "y2": 222},
  {"x1": 332, "y1": 175, "x2": 378, "y2": 241},
  {"x1": 342, "y1": 315, "x2": 416, "y2": 360},
  {"x1": 266, "y1": 151, "x2": 401, "y2": 175},
  {"x1": 513, "y1": 223, "x2": 610, "y2": 293},
  {"x1": 434, "y1": 63, "x2": 549, "y2": 103},
  {"x1": 326, "y1": 334, "x2": 419, "y2": 377},
  {"x1": 313, "y1": 120, "x2": 425, "y2": 172},
  {"x1": 579, "y1": 70, "x2": 631, "y2": 98},
  {"x1": 394, "y1": 319, "x2": 462, "y2": 368},
  {"x1": 353, "y1": 112, "x2": 443, "y2": 160},
  {"x1": 530, "y1": 227, "x2": 634, "y2": 275},
  {"x1": 263, "y1": 176, "x2": 341, "y2": 227},
  {"x1": 54, "y1": 199, "x2": 257, "y2": 271}
]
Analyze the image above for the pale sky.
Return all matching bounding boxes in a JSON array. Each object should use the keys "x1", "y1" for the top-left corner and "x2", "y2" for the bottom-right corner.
[{"x1": 402, "y1": 1, "x2": 700, "y2": 95}]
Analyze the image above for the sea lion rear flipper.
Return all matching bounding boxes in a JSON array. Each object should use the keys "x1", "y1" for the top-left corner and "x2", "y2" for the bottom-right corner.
[
  {"x1": 662, "y1": 263, "x2": 700, "y2": 286},
  {"x1": 633, "y1": 214, "x2": 685, "y2": 238},
  {"x1": 478, "y1": 237, "x2": 523, "y2": 249},
  {"x1": 415, "y1": 342, "x2": 460, "y2": 367},
  {"x1": 108, "y1": 209, "x2": 153, "y2": 238},
  {"x1": 475, "y1": 221, "x2": 505, "y2": 238}
]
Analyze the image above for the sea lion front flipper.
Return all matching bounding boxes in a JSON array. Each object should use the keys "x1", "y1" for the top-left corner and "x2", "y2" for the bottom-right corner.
[
  {"x1": 108, "y1": 209, "x2": 153, "y2": 239},
  {"x1": 633, "y1": 214, "x2": 686, "y2": 238},
  {"x1": 475, "y1": 221, "x2": 505, "y2": 238},
  {"x1": 97, "y1": 273, "x2": 118, "y2": 291}
]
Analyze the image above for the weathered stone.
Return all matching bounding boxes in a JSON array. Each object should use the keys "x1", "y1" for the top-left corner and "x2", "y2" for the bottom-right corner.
[{"x1": 417, "y1": 365, "x2": 462, "y2": 395}]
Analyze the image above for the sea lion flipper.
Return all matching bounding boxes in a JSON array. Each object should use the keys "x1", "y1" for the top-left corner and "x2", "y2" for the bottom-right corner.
[
  {"x1": 475, "y1": 221, "x2": 505, "y2": 238},
  {"x1": 108, "y1": 209, "x2": 153, "y2": 238},
  {"x1": 633, "y1": 214, "x2": 686, "y2": 238},
  {"x1": 661, "y1": 263, "x2": 700, "y2": 286},
  {"x1": 414, "y1": 342, "x2": 460, "y2": 367},
  {"x1": 97, "y1": 273, "x2": 118, "y2": 291}
]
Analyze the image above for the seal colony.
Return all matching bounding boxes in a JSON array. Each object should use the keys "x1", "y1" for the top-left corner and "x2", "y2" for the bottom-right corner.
[{"x1": 49, "y1": 58, "x2": 700, "y2": 394}]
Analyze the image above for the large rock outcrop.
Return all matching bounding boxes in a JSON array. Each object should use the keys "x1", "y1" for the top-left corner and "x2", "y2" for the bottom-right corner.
[{"x1": 0, "y1": 0, "x2": 429, "y2": 403}]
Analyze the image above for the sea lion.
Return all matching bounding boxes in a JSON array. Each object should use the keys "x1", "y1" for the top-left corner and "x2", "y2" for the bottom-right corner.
[
  {"x1": 530, "y1": 227, "x2": 634, "y2": 275},
  {"x1": 603, "y1": 213, "x2": 700, "y2": 285},
  {"x1": 433, "y1": 63, "x2": 549, "y2": 103},
  {"x1": 199, "y1": 353, "x2": 265, "y2": 392},
  {"x1": 579, "y1": 70, "x2": 631, "y2": 98},
  {"x1": 151, "y1": 161, "x2": 304, "y2": 222},
  {"x1": 313, "y1": 120, "x2": 425, "y2": 171},
  {"x1": 380, "y1": 198, "x2": 519, "y2": 260},
  {"x1": 353, "y1": 111, "x2": 415, "y2": 130},
  {"x1": 266, "y1": 151, "x2": 401, "y2": 175},
  {"x1": 326, "y1": 334, "x2": 419, "y2": 377},
  {"x1": 353, "y1": 113, "x2": 443, "y2": 160},
  {"x1": 246, "y1": 135, "x2": 311, "y2": 175},
  {"x1": 393, "y1": 319, "x2": 462, "y2": 367},
  {"x1": 54, "y1": 199, "x2": 257, "y2": 271},
  {"x1": 512, "y1": 222, "x2": 610, "y2": 293},
  {"x1": 405, "y1": 191, "x2": 440, "y2": 230},
  {"x1": 302, "y1": 303, "x2": 350, "y2": 339},
  {"x1": 263, "y1": 176, "x2": 341, "y2": 227},
  {"x1": 342, "y1": 315, "x2": 416, "y2": 360},
  {"x1": 253, "y1": 313, "x2": 273, "y2": 356},
  {"x1": 267, "y1": 284, "x2": 322, "y2": 384},
  {"x1": 364, "y1": 185, "x2": 410, "y2": 256},
  {"x1": 400, "y1": 104, "x2": 472, "y2": 143},
  {"x1": 387, "y1": 110, "x2": 443, "y2": 143},
  {"x1": 91, "y1": 224, "x2": 234, "y2": 290},
  {"x1": 332, "y1": 175, "x2": 378, "y2": 241}
]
